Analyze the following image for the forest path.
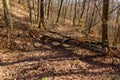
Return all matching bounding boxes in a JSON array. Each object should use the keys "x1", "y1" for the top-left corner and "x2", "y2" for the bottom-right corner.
[
  {"x1": 0, "y1": 1, "x2": 120, "y2": 79},
  {"x1": 0, "y1": 25, "x2": 120, "y2": 80}
]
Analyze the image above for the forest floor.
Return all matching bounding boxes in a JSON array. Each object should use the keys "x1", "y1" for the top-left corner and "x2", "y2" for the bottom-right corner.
[
  {"x1": 0, "y1": 25, "x2": 120, "y2": 80},
  {"x1": 0, "y1": 1, "x2": 120, "y2": 80}
]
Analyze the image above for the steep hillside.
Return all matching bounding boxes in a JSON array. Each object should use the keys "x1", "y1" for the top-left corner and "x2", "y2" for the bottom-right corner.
[{"x1": 0, "y1": 0, "x2": 120, "y2": 80}]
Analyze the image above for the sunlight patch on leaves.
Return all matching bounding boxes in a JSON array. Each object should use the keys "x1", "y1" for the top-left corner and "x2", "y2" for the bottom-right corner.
[{"x1": 42, "y1": 77, "x2": 48, "y2": 80}]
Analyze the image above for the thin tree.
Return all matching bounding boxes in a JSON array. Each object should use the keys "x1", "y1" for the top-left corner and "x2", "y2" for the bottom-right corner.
[
  {"x1": 2, "y1": 0, "x2": 13, "y2": 29},
  {"x1": 88, "y1": 1, "x2": 96, "y2": 33},
  {"x1": 37, "y1": 0, "x2": 40, "y2": 23},
  {"x1": 63, "y1": 0, "x2": 70, "y2": 22},
  {"x1": 113, "y1": 8, "x2": 120, "y2": 47},
  {"x1": 56, "y1": 0, "x2": 64, "y2": 24},
  {"x1": 79, "y1": 0, "x2": 86, "y2": 19},
  {"x1": 47, "y1": 0, "x2": 51, "y2": 19},
  {"x1": 38, "y1": 0, "x2": 44, "y2": 28},
  {"x1": 84, "y1": 0, "x2": 90, "y2": 29},
  {"x1": 2, "y1": 0, "x2": 13, "y2": 47},
  {"x1": 73, "y1": 0, "x2": 77, "y2": 26},
  {"x1": 28, "y1": 0, "x2": 33, "y2": 23}
]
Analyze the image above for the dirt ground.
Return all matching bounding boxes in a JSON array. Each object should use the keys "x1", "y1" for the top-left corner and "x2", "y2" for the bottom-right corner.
[
  {"x1": 0, "y1": 1, "x2": 120, "y2": 79},
  {"x1": 0, "y1": 26, "x2": 120, "y2": 80}
]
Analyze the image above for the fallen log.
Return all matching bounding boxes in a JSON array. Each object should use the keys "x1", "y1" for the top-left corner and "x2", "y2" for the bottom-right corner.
[
  {"x1": 41, "y1": 31, "x2": 120, "y2": 58},
  {"x1": 40, "y1": 35, "x2": 105, "y2": 53}
]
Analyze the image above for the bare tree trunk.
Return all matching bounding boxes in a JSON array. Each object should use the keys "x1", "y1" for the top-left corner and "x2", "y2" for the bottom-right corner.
[
  {"x1": 56, "y1": 0, "x2": 64, "y2": 24},
  {"x1": 79, "y1": 0, "x2": 86, "y2": 19},
  {"x1": 33, "y1": 0, "x2": 37, "y2": 23},
  {"x1": 28, "y1": 0, "x2": 33, "y2": 24},
  {"x1": 84, "y1": 0, "x2": 90, "y2": 28},
  {"x1": 37, "y1": 0, "x2": 40, "y2": 23},
  {"x1": 88, "y1": 1, "x2": 96, "y2": 33},
  {"x1": 63, "y1": 0, "x2": 70, "y2": 23},
  {"x1": 113, "y1": 9, "x2": 120, "y2": 47},
  {"x1": 38, "y1": 0, "x2": 44, "y2": 29},
  {"x1": 47, "y1": 0, "x2": 51, "y2": 19},
  {"x1": 2, "y1": 0, "x2": 13, "y2": 48},
  {"x1": 68, "y1": 0, "x2": 74, "y2": 20},
  {"x1": 73, "y1": 0, "x2": 77, "y2": 26},
  {"x1": 102, "y1": 0, "x2": 109, "y2": 48},
  {"x1": 2, "y1": 0, "x2": 13, "y2": 29}
]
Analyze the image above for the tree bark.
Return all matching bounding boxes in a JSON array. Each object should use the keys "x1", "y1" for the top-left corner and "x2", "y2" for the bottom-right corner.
[
  {"x1": 2, "y1": 0, "x2": 13, "y2": 29},
  {"x1": 79, "y1": 0, "x2": 86, "y2": 19},
  {"x1": 28, "y1": 0, "x2": 33, "y2": 23},
  {"x1": 88, "y1": 1, "x2": 96, "y2": 33},
  {"x1": 113, "y1": 9, "x2": 120, "y2": 47},
  {"x1": 38, "y1": 0, "x2": 44, "y2": 29},
  {"x1": 56, "y1": 0, "x2": 64, "y2": 24},
  {"x1": 37, "y1": 0, "x2": 40, "y2": 23},
  {"x1": 84, "y1": 0, "x2": 90, "y2": 28},
  {"x1": 63, "y1": 0, "x2": 70, "y2": 23},
  {"x1": 47, "y1": 0, "x2": 51, "y2": 19},
  {"x1": 102, "y1": 0, "x2": 109, "y2": 48},
  {"x1": 2, "y1": 0, "x2": 13, "y2": 47},
  {"x1": 73, "y1": 0, "x2": 77, "y2": 26}
]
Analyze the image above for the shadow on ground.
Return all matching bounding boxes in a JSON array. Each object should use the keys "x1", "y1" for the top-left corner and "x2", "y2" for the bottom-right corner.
[
  {"x1": 0, "y1": 10, "x2": 120, "y2": 79},
  {"x1": 0, "y1": 34, "x2": 120, "y2": 79}
]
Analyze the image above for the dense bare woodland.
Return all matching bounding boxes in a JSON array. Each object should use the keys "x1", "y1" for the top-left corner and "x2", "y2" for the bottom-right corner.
[{"x1": 0, "y1": 0, "x2": 120, "y2": 80}]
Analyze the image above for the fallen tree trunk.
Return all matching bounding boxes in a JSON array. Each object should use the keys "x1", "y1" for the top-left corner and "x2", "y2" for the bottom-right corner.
[
  {"x1": 41, "y1": 31, "x2": 120, "y2": 58},
  {"x1": 40, "y1": 35, "x2": 103, "y2": 54}
]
